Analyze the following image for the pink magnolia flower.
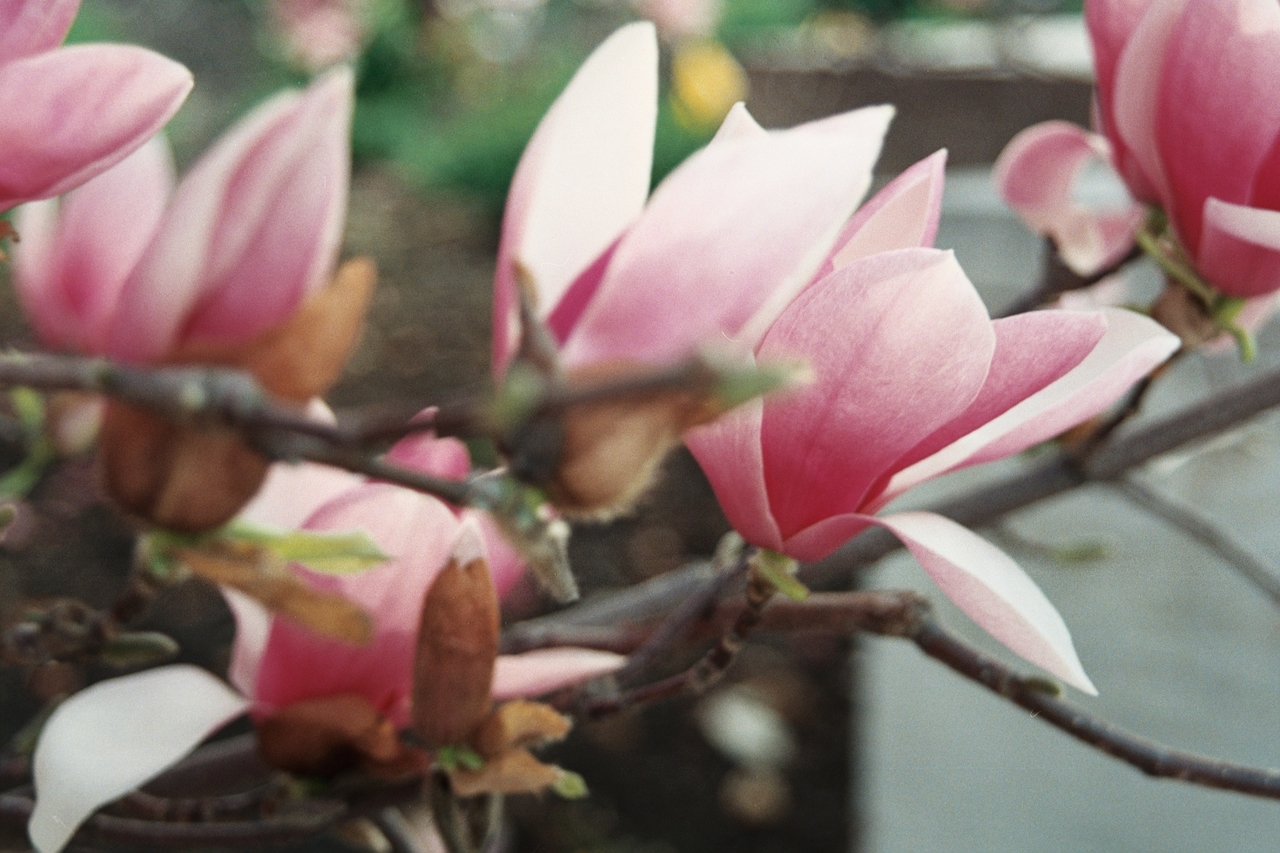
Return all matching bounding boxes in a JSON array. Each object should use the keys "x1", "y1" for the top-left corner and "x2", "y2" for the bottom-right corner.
[
  {"x1": 14, "y1": 68, "x2": 353, "y2": 362},
  {"x1": 268, "y1": 0, "x2": 371, "y2": 72},
  {"x1": 493, "y1": 21, "x2": 893, "y2": 374},
  {"x1": 999, "y1": 0, "x2": 1280, "y2": 298},
  {"x1": 684, "y1": 148, "x2": 1181, "y2": 694},
  {"x1": 27, "y1": 440, "x2": 619, "y2": 853},
  {"x1": 0, "y1": 0, "x2": 192, "y2": 212}
]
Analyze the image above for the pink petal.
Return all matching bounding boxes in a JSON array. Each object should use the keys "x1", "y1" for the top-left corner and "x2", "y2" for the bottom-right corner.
[
  {"x1": 1086, "y1": 0, "x2": 1157, "y2": 157},
  {"x1": 1155, "y1": 0, "x2": 1280, "y2": 255},
  {"x1": 0, "y1": 44, "x2": 190, "y2": 210},
  {"x1": 822, "y1": 149, "x2": 947, "y2": 275},
  {"x1": 14, "y1": 136, "x2": 174, "y2": 352},
  {"x1": 0, "y1": 0, "x2": 79, "y2": 61},
  {"x1": 30, "y1": 666, "x2": 248, "y2": 853},
  {"x1": 221, "y1": 588, "x2": 273, "y2": 698},
  {"x1": 561, "y1": 105, "x2": 894, "y2": 365},
  {"x1": 493, "y1": 22, "x2": 658, "y2": 373},
  {"x1": 1110, "y1": 0, "x2": 1188, "y2": 208},
  {"x1": 875, "y1": 511, "x2": 1096, "y2": 694},
  {"x1": 107, "y1": 69, "x2": 353, "y2": 362},
  {"x1": 386, "y1": 430, "x2": 472, "y2": 481},
  {"x1": 780, "y1": 512, "x2": 874, "y2": 563},
  {"x1": 993, "y1": 121, "x2": 1143, "y2": 276},
  {"x1": 871, "y1": 310, "x2": 1107, "y2": 504},
  {"x1": 253, "y1": 484, "x2": 460, "y2": 727},
  {"x1": 491, "y1": 648, "x2": 626, "y2": 700},
  {"x1": 1197, "y1": 198, "x2": 1280, "y2": 297},
  {"x1": 883, "y1": 307, "x2": 1179, "y2": 500},
  {"x1": 467, "y1": 510, "x2": 527, "y2": 599},
  {"x1": 757, "y1": 248, "x2": 994, "y2": 538},
  {"x1": 684, "y1": 394, "x2": 785, "y2": 553},
  {"x1": 238, "y1": 461, "x2": 365, "y2": 532}
]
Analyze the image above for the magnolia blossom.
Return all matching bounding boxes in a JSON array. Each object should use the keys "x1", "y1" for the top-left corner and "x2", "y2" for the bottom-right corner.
[
  {"x1": 14, "y1": 68, "x2": 353, "y2": 361},
  {"x1": 28, "y1": 441, "x2": 620, "y2": 853},
  {"x1": 268, "y1": 0, "x2": 372, "y2": 71},
  {"x1": 494, "y1": 21, "x2": 1179, "y2": 689},
  {"x1": 999, "y1": 0, "x2": 1280, "y2": 298},
  {"x1": 685, "y1": 148, "x2": 1180, "y2": 694},
  {"x1": 0, "y1": 0, "x2": 192, "y2": 211},
  {"x1": 493, "y1": 21, "x2": 892, "y2": 374}
]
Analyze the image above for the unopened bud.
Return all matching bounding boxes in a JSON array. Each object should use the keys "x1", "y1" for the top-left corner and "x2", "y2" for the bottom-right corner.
[{"x1": 411, "y1": 524, "x2": 500, "y2": 748}]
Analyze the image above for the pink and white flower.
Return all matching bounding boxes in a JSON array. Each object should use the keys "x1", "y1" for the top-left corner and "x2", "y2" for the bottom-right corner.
[
  {"x1": 999, "y1": 0, "x2": 1280, "y2": 298},
  {"x1": 14, "y1": 68, "x2": 353, "y2": 362},
  {"x1": 0, "y1": 0, "x2": 192, "y2": 212}
]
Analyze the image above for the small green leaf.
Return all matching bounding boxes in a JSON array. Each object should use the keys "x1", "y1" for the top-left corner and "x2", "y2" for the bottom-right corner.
[
  {"x1": 9, "y1": 388, "x2": 45, "y2": 436},
  {"x1": 552, "y1": 769, "x2": 588, "y2": 799},
  {"x1": 98, "y1": 631, "x2": 181, "y2": 668},
  {"x1": 437, "y1": 744, "x2": 486, "y2": 773},
  {"x1": 227, "y1": 523, "x2": 388, "y2": 575},
  {"x1": 752, "y1": 550, "x2": 809, "y2": 601}
]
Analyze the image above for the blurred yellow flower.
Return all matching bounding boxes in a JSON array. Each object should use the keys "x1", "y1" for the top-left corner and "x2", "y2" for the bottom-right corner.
[{"x1": 670, "y1": 39, "x2": 747, "y2": 130}]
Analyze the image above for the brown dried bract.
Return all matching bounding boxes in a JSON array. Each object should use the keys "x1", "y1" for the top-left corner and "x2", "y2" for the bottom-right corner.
[
  {"x1": 411, "y1": 550, "x2": 500, "y2": 748},
  {"x1": 471, "y1": 699, "x2": 571, "y2": 760},
  {"x1": 176, "y1": 540, "x2": 372, "y2": 644},
  {"x1": 98, "y1": 258, "x2": 376, "y2": 532},
  {"x1": 257, "y1": 694, "x2": 426, "y2": 777},
  {"x1": 448, "y1": 747, "x2": 562, "y2": 798}
]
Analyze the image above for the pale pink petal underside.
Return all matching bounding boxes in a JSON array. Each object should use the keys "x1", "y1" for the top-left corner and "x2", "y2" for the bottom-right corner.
[
  {"x1": 562, "y1": 105, "x2": 894, "y2": 365},
  {"x1": 493, "y1": 22, "x2": 658, "y2": 372},
  {"x1": 222, "y1": 587, "x2": 274, "y2": 697},
  {"x1": 0, "y1": 0, "x2": 79, "y2": 61},
  {"x1": 0, "y1": 45, "x2": 190, "y2": 211},
  {"x1": 30, "y1": 666, "x2": 248, "y2": 853},
  {"x1": 685, "y1": 393, "x2": 785, "y2": 553},
  {"x1": 994, "y1": 121, "x2": 1143, "y2": 276},
  {"x1": 885, "y1": 307, "x2": 1177, "y2": 499},
  {"x1": 874, "y1": 310, "x2": 1107, "y2": 504},
  {"x1": 492, "y1": 648, "x2": 627, "y2": 700},
  {"x1": 1197, "y1": 198, "x2": 1280, "y2": 298},
  {"x1": 709, "y1": 101, "x2": 766, "y2": 144},
  {"x1": 757, "y1": 248, "x2": 993, "y2": 538},
  {"x1": 825, "y1": 149, "x2": 947, "y2": 274},
  {"x1": 875, "y1": 511, "x2": 1096, "y2": 694}
]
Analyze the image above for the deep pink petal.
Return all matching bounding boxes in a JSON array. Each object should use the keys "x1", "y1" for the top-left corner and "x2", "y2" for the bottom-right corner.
[
  {"x1": 869, "y1": 310, "x2": 1106, "y2": 505},
  {"x1": 1110, "y1": 0, "x2": 1188, "y2": 207},
  {"x1": 386, "y1": 429, "x2": 471, "y2": 481},
  {"x1": 882, "y1": 307, "x2": 1178, "y2": 500},
  {"x1": 108, "y1": 69, "x2": 353, "y2": 361},
  {"x1": 875, "y1": 511, "x2": 1096, "y2": 694},
  {"x1": 1197, "y1": 198, "x2": 1280, "y2": 297},
  {"x1": 1086, "y1": 0, "x2": 1156, "y2": 159},
  {"x1": 757, "y1": 248, "x2": 994, "y2": 537},
  {"x1": 779, "y1": 512, "x2": 874, "y2": 563},
  {"x1": 14, "y1": 136, "x2": 174, "y2": 353},
  {"x1": 0, "y1": 0, "x2": 79, "y2": 61},
  {"x1": 0, "y1": 45, "x2": 190, "y2": 211},
  {"x1": 253, "y1": 484, "x2": 460, "y2": 727},
  {"x1": 491, "y1": 648, "x2": 626, "y2": 700},
  {"x1": 820, "y1": 149, "x2": 947, "y2": 276},
  {"x1": 493, "y1": 22, "x2": 658, "y2": 373},
  {"x1": 684, "y1": 395, "x2": 784, "y2": 553},
  {"x1": 561, "y1": 105, "x2": 894, "y2": 365},
  {"x1": 993, "y1": 121, "x2": 1143, "y2": 275},
  {"x1": 1155, "y1": 0, "x2": 1280, "y2": 255}
]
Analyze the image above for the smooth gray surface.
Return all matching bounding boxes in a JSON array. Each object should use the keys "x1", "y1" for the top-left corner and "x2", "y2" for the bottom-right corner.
[{"x1": 858, "y1": 168, "x2": 1280, "y2": 852}]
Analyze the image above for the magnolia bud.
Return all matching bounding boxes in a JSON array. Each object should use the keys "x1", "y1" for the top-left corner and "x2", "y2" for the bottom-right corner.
[{"x1": 411, "y1": 525, "x2": 500, "y2": 748}]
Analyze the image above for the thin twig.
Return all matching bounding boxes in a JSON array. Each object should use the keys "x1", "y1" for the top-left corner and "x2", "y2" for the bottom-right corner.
[
  {"x1": 1116, "y1": 478, "x2": 1280, "y2": 607},
  {"x1": 999, "y1": 241, "x2": 1145, "y2": 318}
]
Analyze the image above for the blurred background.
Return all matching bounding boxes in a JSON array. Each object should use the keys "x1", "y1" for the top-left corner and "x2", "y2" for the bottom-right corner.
[{"x1": 7, "y1": 1, "x2": 1280, "y2": 851}]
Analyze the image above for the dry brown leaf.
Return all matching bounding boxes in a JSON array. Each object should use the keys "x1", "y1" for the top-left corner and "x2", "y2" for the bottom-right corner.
[
  {"x1": 448, "y1": 748, "x2": 562, "y2": 798},
  {"x1": 177, "y1": 541, "x2": 372, "y2": 644},
  {"x1": 411, "y1": 551, "x2": 500, "y2": 748},
  {"x1": 472, "y1": 700, "x2": 571, "y2": 760}
]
